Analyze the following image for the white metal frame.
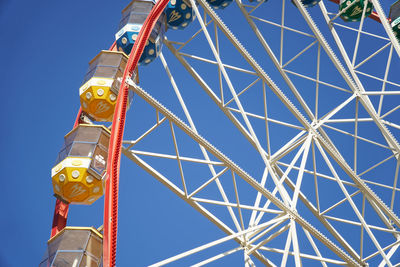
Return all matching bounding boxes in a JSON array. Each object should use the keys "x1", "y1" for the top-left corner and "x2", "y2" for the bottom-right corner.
[{"x1": 119, "y1": 0, "x2": 400, "y2": 265}]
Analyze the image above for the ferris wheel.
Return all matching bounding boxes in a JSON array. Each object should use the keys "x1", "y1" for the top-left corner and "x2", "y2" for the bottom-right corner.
[{"x1": 40, "y1": 0, "x2": 400, "y2": 266}]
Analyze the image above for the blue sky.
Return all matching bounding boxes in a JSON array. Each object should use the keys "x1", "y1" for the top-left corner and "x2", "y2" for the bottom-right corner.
[
  {"x1": 0, "y1": 0, "x2": 398, "y2": 266},
  {"x1": 0, "y1": 1, "x2": 245, "y2": 265}
]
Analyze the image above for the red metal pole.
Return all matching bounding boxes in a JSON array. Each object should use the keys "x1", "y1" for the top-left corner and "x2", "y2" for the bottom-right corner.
[
  {"x1": 50, "y1": 108, "x2": 82, "y2": 237},
  {"x1": 50, "y1": 199, "x2": 69, "y2": 237},
  {"x1": 102, "y1": 1, "x2": 170, "y2": 265}
]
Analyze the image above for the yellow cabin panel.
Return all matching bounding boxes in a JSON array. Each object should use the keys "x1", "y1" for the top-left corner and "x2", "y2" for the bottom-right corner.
[
  {"x1": 51, "y1": 157, "x2": 104, "y2": 205},
  {"x1": 79, "y1": 78, "x2": 117, "y2": 122}
]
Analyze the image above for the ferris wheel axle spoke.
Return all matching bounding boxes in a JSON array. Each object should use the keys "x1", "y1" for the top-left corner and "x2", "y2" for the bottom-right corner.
[
  {"x1": 164, "y1": 38, "x2": 258, "y2": 149},
  {"x1": 197, "y1": 0, "x2": 356, "y2": 177},
  {"x1": 317, "y1": 2, "x2": 400, "y2": 156},
  {"x1": 160, "y1": 79, "x2": 247, "y2": 236},
  {"x1": 377, "y1": 242, "x2": 400, "y2": 267},
  {"x1": 314, "y1": 138, "x2": 394, "y2": 266},
  {"x1": 247, "y1": 217, "x2": 290, "y2": 249},
  {"x1": 164, "y1": 4, "x2": 399, "y2": 264},
  {"x1": 231, "y1": 171, "x2": 246, "y2": 231},
  {"x1": 168, "y1": 6, "x2": 394, "y2": 264},
  {"x1": 168, "y1": 35, "x2": 301, "y2": 207},
  {"x1": 247, "y1": 214, "x2": 290, "y2": 241},
  {"x1": 273, "y1": 164, "x2": 364, "y2": 262},
  {"x1": 291, "y1": 135, "x2": 313, "y2": 208},
  {"x1": 281, "y1": 0, "x2": 400, "y2": 232},
  {"x1": 148, "y1": 219, "x2": 278, "y2": 266},
  {"x1": 192, "y1": 0, "x2": 293, "y2": 205},
  {"x1": 247, "y1": 223, "x2": 291, "y2": 256},
  {"x1": 128, "y1": 82, "x2": 364, "y2": 266}
]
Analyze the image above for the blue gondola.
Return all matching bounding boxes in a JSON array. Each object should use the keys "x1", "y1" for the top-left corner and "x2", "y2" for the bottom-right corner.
[
  {"x1": 206, "y1": 0, "x2": 233, "y2": 10},
  {"x1": 115, "y1": 0, "x2": 166, "y2": 65},
  {"x1": 291, "y1": 0, "x2": 321, "y2": 8},
  {"x1": 165, "y1": 0, "x2": 195, "y2": 30}
]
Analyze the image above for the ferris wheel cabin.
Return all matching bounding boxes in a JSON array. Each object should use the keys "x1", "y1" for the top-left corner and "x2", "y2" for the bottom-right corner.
[
  {"x1": 39, "y1": 227, "x2": 103, "y2": 267},
  {"x1": 79, "y1": 50, "x2": 132, "y2": 122},
  {"x1": 115, "y1": 0, "x2": 166, "y2": 65},
  {"x1": 51, "y1": 124, "x2": 110, "y2": 205},
  {"x1": 339, "y1": 0, "x2": 373, "y2": 22},
  {"x1": 291, "y1": 0, "x2": 322, "y2": 8},
  {"x1": 165, "y1": 0, "x2": 195, "y2": 30},
  {"x1": 390, "y1": 0, "x2": 400, "y2": 41},
  {"x1": 206, "y1": 0, "x2": 233, "y2": 9}
]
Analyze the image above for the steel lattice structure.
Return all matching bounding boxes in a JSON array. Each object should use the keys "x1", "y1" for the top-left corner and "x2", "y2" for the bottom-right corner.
[
  {"x1": 48, "y1": 0, "x2": 400, "y2": 266},
  {"x1": 120, "y1": 0, "x2": 400, "y2": 265}
]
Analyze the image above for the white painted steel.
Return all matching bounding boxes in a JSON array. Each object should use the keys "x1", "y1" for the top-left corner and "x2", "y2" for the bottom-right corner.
[{"x1": 119, "y1": 0, "x2": 400, "y2": 265}]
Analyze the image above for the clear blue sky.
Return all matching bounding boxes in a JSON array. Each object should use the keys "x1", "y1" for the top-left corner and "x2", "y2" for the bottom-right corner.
[
  {"x1": 0, "y1": 0, "x2": 398, "y2": 266},
  {"x1": 0, "y1": 1, "x2": 247, "y2": 265}
]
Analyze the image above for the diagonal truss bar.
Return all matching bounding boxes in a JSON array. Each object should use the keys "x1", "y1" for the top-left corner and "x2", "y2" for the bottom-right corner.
[
  {"x1": 369, "y1": 0, "x2": 400, "y2": 57},
  {"x1": 196, "y1": 0, "x2": 400, "y2": 239},
  {"x1": 148, "y1": 219, "x2": 278, "y2": 267},
  {"x1": 316, "y1": 1, "x2": 400, "y2": 157},
  {"x1": 159, "y1": 50, "x2": 245, "y2": 234},
  {"x1": 127, "y1": 81, "x2": 362, "y2": 266},
  {"x1": 190, "y1": 1, "x2": 293, "y2": 206},
  {"x1": 273, "y1": 165, "x2": 362, "y2": 262},
  {"x1": 163, "y1": 3, "x2": 400, "y2": 263},
  {"x1": 236, "y1": 0, "x2": 316, "y2": 121},
  {"x1": 314, "y1": 138, "x2": 393, "y2": 266}
]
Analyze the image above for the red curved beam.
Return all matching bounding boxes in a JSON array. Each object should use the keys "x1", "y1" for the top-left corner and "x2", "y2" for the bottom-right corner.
[
  {"x1": 103, "y1": 1, "x2": 170, "y2": 266},
  {"x1": 50, "y1": 108, "x2": 82, "y2": 238}
]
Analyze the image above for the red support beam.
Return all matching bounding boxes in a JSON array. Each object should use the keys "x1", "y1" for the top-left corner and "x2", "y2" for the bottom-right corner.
[
  {"x1": 50, "y1": 109, "x2": 81, "y2": 237},
  {"x1": 102, "y1": 1, "x2": 170, "y2": 266},
  {"x1": 50, "y1": 199, "x2": 69, "y2": 237}
]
